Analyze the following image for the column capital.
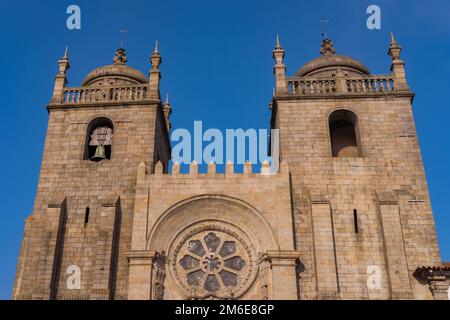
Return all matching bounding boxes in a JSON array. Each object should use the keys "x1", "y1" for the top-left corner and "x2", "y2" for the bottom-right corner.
[
  {"x1": 126, "y1": 250, "x2": 157, "y2": 265},
  {"x1": 266, "y1": 250, "x2": 301, "y2": 266}
]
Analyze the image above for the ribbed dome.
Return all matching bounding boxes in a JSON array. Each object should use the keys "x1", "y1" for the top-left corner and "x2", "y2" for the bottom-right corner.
[
  {"x1": 82, "y1": 48, "x2": 147, "y2": 86},
  {"x1": 295, "y1": 39, "x2": 370, "y2": 77}
]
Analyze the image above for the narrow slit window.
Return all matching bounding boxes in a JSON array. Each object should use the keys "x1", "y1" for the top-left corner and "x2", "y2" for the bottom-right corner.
[
  {"x1": 84, "y1": 207, "x2": 90, "y2": 226},
  {"x1": 353, "y1": 209, "x2": 359, "y2": 234}
]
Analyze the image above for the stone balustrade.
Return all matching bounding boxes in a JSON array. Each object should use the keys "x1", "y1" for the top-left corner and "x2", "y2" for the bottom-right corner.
[
  {"x1": 287, "y1": 74, "x2": 396, "y2": 96},
  {"x1": 61, "y1": 84, "x2": 149, "y2": 104},
  {"x1": 288, "y1": 78, "x2": 337, "y2": 95}
]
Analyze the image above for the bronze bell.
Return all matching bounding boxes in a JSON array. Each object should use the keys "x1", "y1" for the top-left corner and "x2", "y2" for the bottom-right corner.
[{"x1": 91, "y1": 145, "x2": 106, "y2": 161}]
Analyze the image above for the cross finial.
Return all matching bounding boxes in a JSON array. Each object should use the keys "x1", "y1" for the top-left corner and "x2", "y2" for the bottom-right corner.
[
  {"x1": 120, "y1": 27, "x2": 128, "y2": 48},
  {"x1": 321, "y1": 16, "x2": 329, "y2": 40}
]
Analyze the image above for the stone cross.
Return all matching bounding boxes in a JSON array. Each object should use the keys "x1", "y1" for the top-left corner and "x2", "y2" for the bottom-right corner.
[
  {"x1": 399, "y1": 126, "x2": 415, "y2": 144},
  {"x1": 321, "y1": 17, "x2": 329, "y2": 39},
  {"x1": 408, "y1": 193, "x2": 426, "y2": 208},
  {"x1": 120, "y1": 28, "x2": 128, "y2": 48}
]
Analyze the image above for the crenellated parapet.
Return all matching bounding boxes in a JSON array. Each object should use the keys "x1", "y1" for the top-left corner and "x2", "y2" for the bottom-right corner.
[
  {"x1": 142, "y1": 159, "x2": 283, "y2": 177},
  {"x1": 129, "y1": 159, "x2": 298, "y2": 300}
]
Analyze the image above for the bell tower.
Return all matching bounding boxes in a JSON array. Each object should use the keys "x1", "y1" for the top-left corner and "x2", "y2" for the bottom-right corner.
[
  {"x1": 270, "y1": 35, "x2": 441, "y2": 299},
  {"x1": 13, "y1": 45, "x2": 171, "y2": 300}
]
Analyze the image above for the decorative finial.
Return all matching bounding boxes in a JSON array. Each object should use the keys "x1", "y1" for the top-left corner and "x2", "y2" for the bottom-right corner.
[
  {"x1": 154, "y1": 40, "x2": 159, "y2": 54},
  {"x1": 165, "y1": 93, "x2": 170, "y2": 104},
  {"x1": 272, "y1": 34, "x2": 287, "y2": 93},
  {"x1": 387, "y1": 32, "x2": 409, "y2": 90},
  {"x1": 390, "y1": 31, "x2": 396, "y2": 45},
  {"x1": 273, "y1": 34, "x2": 285, "y2": 63},
  {"x1": 388, "y1": 32, "x2": 402, "y2": 60},
  {"x1": 63, "y1": 46, "x2": 69, "y2": 59},
  {"x1": 113, "y1": 48, "x2": 128, "y2": 64},
  {"x1": 320, "y1": 38, "x2": 336, "y2": 55}
]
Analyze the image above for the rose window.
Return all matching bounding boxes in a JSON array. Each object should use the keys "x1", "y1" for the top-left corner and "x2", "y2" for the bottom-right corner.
[{"x1": 172, "y1": 228, "x2": 255, "y2": 299}]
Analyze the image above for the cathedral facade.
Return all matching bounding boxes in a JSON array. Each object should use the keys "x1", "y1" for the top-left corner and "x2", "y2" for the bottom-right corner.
[{"x1": 12, "y1": 35, "x2": 449, "y2": 300}]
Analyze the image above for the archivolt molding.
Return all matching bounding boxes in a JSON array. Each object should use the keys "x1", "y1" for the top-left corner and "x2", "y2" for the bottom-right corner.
[
  {"x1": 146, "y1": 194, "x2": 278, "y2": 252},
  {"x1": 142, "y1": 194, "x2": 282, "y2": 299}
]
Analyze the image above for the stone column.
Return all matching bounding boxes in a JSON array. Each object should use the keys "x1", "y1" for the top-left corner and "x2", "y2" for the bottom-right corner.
[
  {"x1": 378, "y1": 199, "x2": 413, "y2": 299},
  {"x1": 266, "y1": 250, "x2": 300, "y2": 300},
  {"x1": 310, "y1": 197, "x2": 339, "y2": 297},
  {"x1": 126, "y1": 250, "x2": 156, "y2": 300}
]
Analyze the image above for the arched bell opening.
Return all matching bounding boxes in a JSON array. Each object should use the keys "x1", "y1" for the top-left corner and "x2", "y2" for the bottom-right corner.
[
  {"x1": 83, "y1": 117, "x2": 114, "y2": 161},
  {"x1": 329, "y1": 109, "x2": 361, "y2": 158}
]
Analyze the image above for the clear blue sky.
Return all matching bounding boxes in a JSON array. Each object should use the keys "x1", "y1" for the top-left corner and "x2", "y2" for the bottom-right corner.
[{"x1": 0, "y1": 0, "x2": 448, "y2": 299}]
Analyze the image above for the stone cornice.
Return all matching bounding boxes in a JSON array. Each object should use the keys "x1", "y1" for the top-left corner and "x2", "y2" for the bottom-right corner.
[
  {"x1": 126, "y1": 250, "x2": 157, "y2": 265},
  {"x1": 274, "y1": 91, "x2": 415, "y2": 102},
  {"x1": 414, "y1": 265, "x2": 450, "y2": 281},
  {"x1": 46, "y1": 99, "x2": 161, "y2": 111},
  {"x1": 266, "y1": 250, "x2": 301, "y2": 262}
]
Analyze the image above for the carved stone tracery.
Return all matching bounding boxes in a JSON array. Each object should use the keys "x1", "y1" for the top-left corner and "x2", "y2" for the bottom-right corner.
[{"x1": 170, "y1": 223, "x2": 257, "y2": 300}]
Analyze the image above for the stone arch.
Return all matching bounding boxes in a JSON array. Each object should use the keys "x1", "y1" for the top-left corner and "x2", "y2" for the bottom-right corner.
[
  {"x1": 147, "y1": 194, "x2": 278, "y2": 253},
  {"x1": 146, "y1": 194, "x2": 279, "y2": 299},
  {"x1": 327, "y1": 109, "x2": 362, "y2": 157},
  {"x1": 83, "y1": 116, "x2": 114, "y2": 161}
]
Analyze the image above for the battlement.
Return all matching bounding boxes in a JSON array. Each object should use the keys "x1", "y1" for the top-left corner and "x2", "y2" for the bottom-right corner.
[{"x1": 138, "y1": 160, "x2": 288, "y2": 179}]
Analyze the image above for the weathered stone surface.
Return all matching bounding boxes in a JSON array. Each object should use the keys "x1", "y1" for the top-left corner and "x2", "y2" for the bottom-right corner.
[{"x1": 12, "y1": 38, "x2": 444, "y2": 300}]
